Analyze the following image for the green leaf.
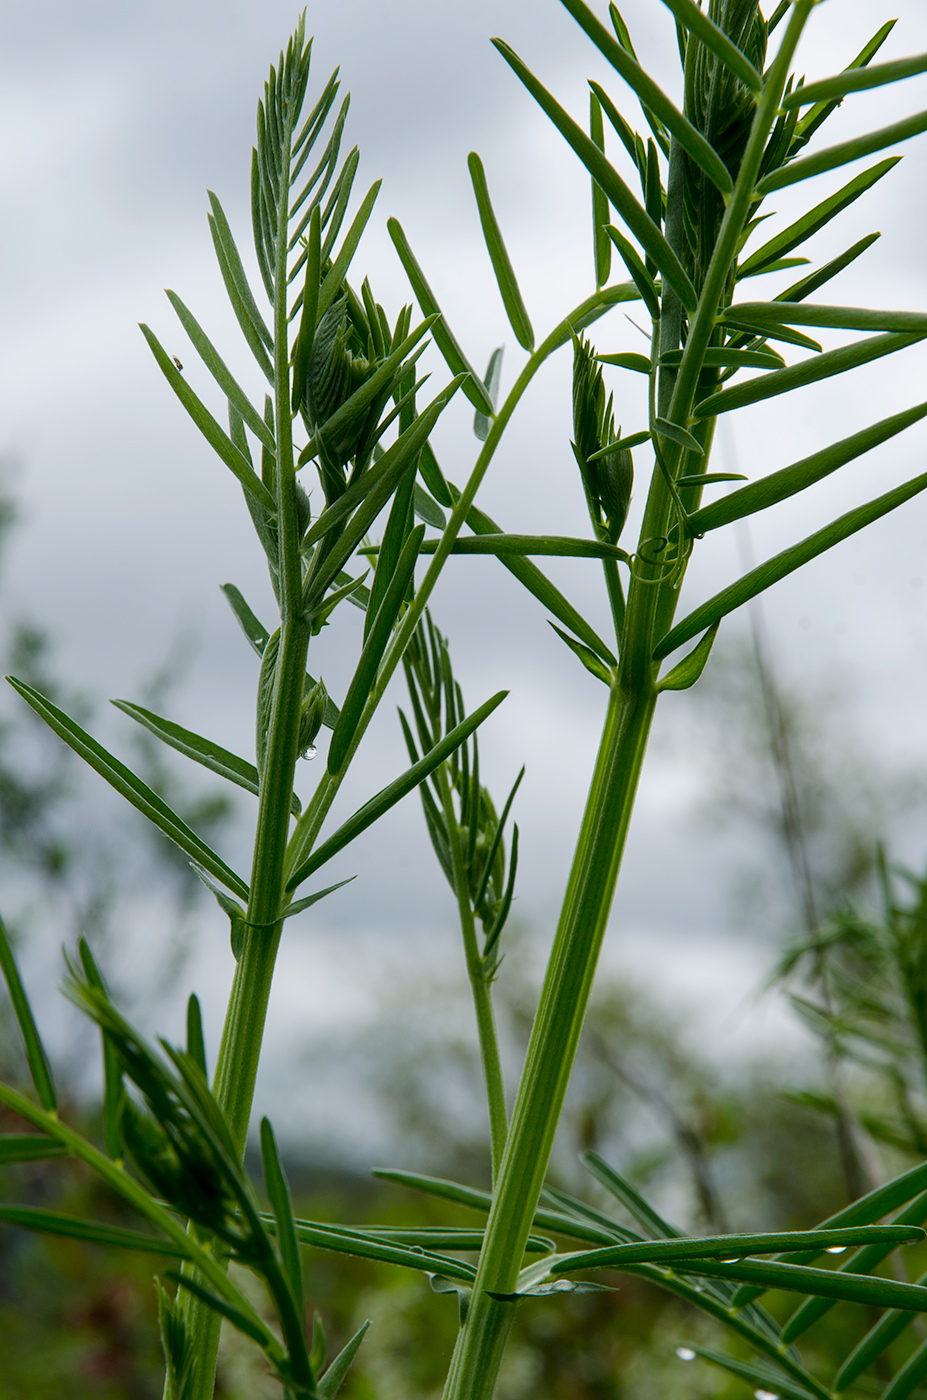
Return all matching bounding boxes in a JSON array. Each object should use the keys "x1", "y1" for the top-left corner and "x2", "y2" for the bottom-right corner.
[
  {"x1": 555, "y1": 0, "x2": 734, "y2": 194},
  {"x1": 492, "y1": 41, "x2": 698, "y2": 310},
  {"x1": 776, "y1": 232, "x2": 881, "y2": 304},
  {"x1": 693, "y1": 331, "x2": 927, "y2": 418},
  {"x1": 328, "y1": 524, "x2": 425, "y2": 773},
  {"x1": 657, "y1": 622, "x2": 719, "y2": 691},
  {"x1": 165, "y1": 290, "x2": 275, "y2": 453},
  {"x1": 738, "y1": 158, "x2": 899, "y2": 278},
  {"x1": 220, "y1": 583, "x2": 270, "y2": 656},
  {"x1": 468, "y1": 153, "x2": 534, "y2": 351},
  {"x1": 260, "y1": 1117, "x2": 303, "y2": 1316},
  {"x1": 207, "y1": 192, "x2": 273, "y2": 376},
  {"x1": 139, "y1": 324, "x2": 276, "y2": 515},
  {"x1": 0, "y1": 915, "x2": 57, "y2": 1112},
  {"x1": 169, "y1": 1273, "x2": 274, "y2": 1350},
  {"x1": 653, "y1": 417, "x2": 703, "y2": 454},
  {"x1": 387, "y1": 218, "x2": 495, "y2": 415},
  {"x1": 417, "y1": 534, "x2": 630, "y2": 562},
  {"x1": 726, "y1": 301, "x2": 927, "y2": 334},
  {"x1": 589, "y1": 94, "x2": 612, "y2": 289},
  {"x1": 881, "y1": 1337, "x2": 927, "y2": 1400},
  {"x1": 723, "y1": 319, "x2": 823, "y2": 352},
  {"x1": 288, "y1": 1218, "x2": 476, "y2": 1282},
  {"x1": 0, "y1": 1135, "x2": 65, "y2": 1164},
  {"x1": 0, "y1": 1205, "x2": 190, "y2": 1257},
  {"x1": 283, "y1": 877, "x2": 356, "y2": 921},
  {"x1": 474, "y1": 346, "x2": 504, "y2": 443},
  {"x1": 316, "y1": 180, "x2": 383, "y2": 323},
  {"x1": 461, "y1": 498, "x2": 618, "y2": 666},
  {"x1": 186, "y1": 994, "x2": 207, "y2": 1077},
  {"x1": 669, "y1": 1257, "x2": 927, "y2": 1311},
  {"x1": 657, "y1": 0, "x2": 762, "y2": 91},
  {"x1": 790, "y1": 21, "x2": 896, "y2": 150},
  {"x1": 835, "y1": 1278, "x2": 927, "y2": 1390},
  {"x1": 603, "y1": 223, "x2": 661, "y2": 320},
  {"x1": 660, "y1": 348, "x2": 784, "y2": 369},
  {"x1": 8, "y1": 678, "x2": 249, "y2": 903},
  {"x1": 582, "y1": 1151, "x2": 680, "y2": 1239},
  {"x1": 286, "y1": 689, "x2": 507, "y2": 890},
  {"x1": 111, "y1": 699, "x2": 301, "y2": 817},
  {"x1": 596, "y1": 352, "x2": 652, "y2": 373},
  {"x1": 656, "y1": 465, "x2": 927, "y2": 661},
  {"x1": 318, "y1": 1321, "x2": 370, "y2": 1399},
  {"x1": 412, "y1": 482, "x2": 446, "y2": 529},
  {"x1": 757, "y1": 108, "x2": 927, "y2": 194},
  {"x1": 291, "y1": 204, "x2": 321, "y2": 413},
  {"x1": 550, "y1": 624, "x2": 613, "y2": 685},
  {"x1": 679, "y1": 1346, "x2": 819, "y2": 1400},
  {"x1": 676, "y1": 474, "x2": 747, "y2": 487},
  {"x1": 782, "y1": 53, "x2": 927, "y2": 110}
]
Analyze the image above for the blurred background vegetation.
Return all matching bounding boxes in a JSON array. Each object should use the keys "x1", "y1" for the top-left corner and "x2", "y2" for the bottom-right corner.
[{"x1": 1, "y1": 469, "x2": 927, "y2": 1400}]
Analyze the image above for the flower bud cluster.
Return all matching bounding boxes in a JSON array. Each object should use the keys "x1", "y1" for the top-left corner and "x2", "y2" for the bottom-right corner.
[{"x1": 571, "y1": 335, "x2": 633, "y2": 545}]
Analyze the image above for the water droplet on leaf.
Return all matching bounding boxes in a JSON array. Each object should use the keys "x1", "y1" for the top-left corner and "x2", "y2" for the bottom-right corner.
[
  {"x1": 676, "y1": 1347, "x2": 696, "y2": 1362},
  {"x1": 300, "y1": 743, "x2": 317, "y2": 760},
  {"x1": 754, "y1": 1390, "x2": 778, "y2": 1400},
  {"x1": 826, "y1": 1245, "x2": 847, "y2": 1254}
]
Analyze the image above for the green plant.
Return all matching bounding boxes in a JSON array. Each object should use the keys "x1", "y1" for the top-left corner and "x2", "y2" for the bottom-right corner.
[{"x1": 3, "y1": 3, "x2": 927, "y2": 1398}]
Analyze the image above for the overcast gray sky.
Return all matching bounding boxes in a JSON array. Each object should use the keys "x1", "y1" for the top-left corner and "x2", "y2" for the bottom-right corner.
[{"x1": 3, "y1": 1, "x2": 927, "y2": 1144}]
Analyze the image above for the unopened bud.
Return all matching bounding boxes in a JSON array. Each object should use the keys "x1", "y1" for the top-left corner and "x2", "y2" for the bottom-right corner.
[
  {"x1": 298, "y1": 680, "x2": 327, "y2": 759},
  {"x1": 598, "y1": 444, "x2": 633, "y2": 544}
]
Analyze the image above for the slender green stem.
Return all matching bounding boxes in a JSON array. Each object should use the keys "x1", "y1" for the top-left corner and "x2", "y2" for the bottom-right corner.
[
  {"x1": 442, "y1": 677, "x2": 656, "y2": 1400},
  {"x1": 436, "y1": 764, "x2": 508, "y2": 1182}
]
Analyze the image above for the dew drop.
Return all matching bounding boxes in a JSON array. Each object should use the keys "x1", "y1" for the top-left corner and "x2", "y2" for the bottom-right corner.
[
  {"x1": 300, "y1": 743, "x2": 318, "y2": 761},
  {"x1": 754, "y1": 1390, "x2": 779, "y2": 1400},
  {"x1": 676, "y1": 1348, "x2": 696, "y2": 1362},
  {"x1": 826, "y1": 1245, "x2": 847, "y2": 1255},
  {"x1": 720, "y1": 1257, "x2": 739, "y2": 1263}
]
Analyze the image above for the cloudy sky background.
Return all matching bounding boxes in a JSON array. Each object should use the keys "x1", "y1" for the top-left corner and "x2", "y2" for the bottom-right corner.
[{"x1": 3, "y1": 1, "x2": 927, "y2": 1153}]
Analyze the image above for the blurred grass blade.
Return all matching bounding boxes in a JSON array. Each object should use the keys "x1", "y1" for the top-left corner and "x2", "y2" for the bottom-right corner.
[
  {"x1": 694, "y1": 332, "x2": 927, "y2": 418},
  {"x1": 881, "y1": 1338, "x2": 927, "y2": 1400},
  {"x1": 657, "y1": 622, "x2": 719, "y2": 691},
  {"x1": 0, "y1": 1135, "x2": 65, "y2": 1163},
  {"x1": 680, "y1": 1346, "x2": 818, "y2": 1400},
  {"x1": 328, "y1": 524, "x2": 425, "y2": 773},
  {"x1": 111, "y1": 699, "x2": 301, "y2": 817},
  {"x1": 468, "y1": 153, "x2": 534, "y2": 350},
  {"x1": 0, "y1": 1205, "x2": 190, "y2": 1257},
  {"x1": 139, "y1": 324, "x2": 276, "y2": 514},
  {"x1": 555, "y1": 0, "x2": 734, "y2": 193},
  {"x1": 417, "y1": 534, "x2": 630, "y2": 561},
  {"x1": 688, "y1": 400, "x2": 927, "y2": 535},
  {"x1": 462, "y1": 497, "x2": 617, "y2": 666},
  {"x1": 283, "y1": 877, "x2": 355, "y2": 921},
  {"x1": 757, "y1": 108, "x2": 927, "y2": 194},
  {"x1": 656, "y1": 466, "x2": 927, "y2": 661},
  {"x1": 782, "y1": 53, "x2": 927, "y2": 109},
  {"x1": 8, "y1": 678, "x2": 249, "y2": 902},
  {"x1": 738, "y1": 158, "x2": 898, "y2": 277},
  {"x1": 474, "y1": 346, "x2": 504, "y2": 443},
  {"x1": 316, "y1": 179, "x2": 382, "y2": 322},
  {"x1": 0, "y1": 915, "x2": 57, "y2": 1111},
  {"x1": 260, "y1": 1118, "x2": 304, "y2": 1314},
  {"x1": 318, "y1": 1322, "x2": 370, "y2": 1400},
  {"x1": 492, "y1": 40, "x2": 698, "y2": 310},
  {"x1": 387, "y1": 219, "x2": 494, "y2": 415},
  {"x1": 552, "y1": 1224, "x2": 923, "y2": 1272},
  {"x1": 835, "y1": 1276, "x2": 927, "y2": 1390},
  {"x1": 286, "y1": 690, "x2": 508, "y2": 890},
  {"x1": 165, "y1": 291, "x2": 276, "y2": 452},
  {"x1": 221, "y1": 582, "x2": 271, "y2": 655},
  {"x1": 658, "y1": 0, "x2": 762, "y2": 91},
  {"x1": 726, "y1": 302, "x2": 927, "y2": 334}
]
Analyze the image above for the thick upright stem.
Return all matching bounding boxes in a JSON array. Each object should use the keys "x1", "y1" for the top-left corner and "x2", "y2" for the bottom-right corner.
[{"x1": 442, "y1": 677, "x2": 656, "y2": 1400}]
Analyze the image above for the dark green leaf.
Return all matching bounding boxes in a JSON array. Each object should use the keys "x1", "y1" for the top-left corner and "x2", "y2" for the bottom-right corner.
[
  {"x1": 8, "y1": 679, "x2": 249, "y2": 903},
  {"x1": 492, "y1": 41, "x2": 697, "y2": 310},
  {"x1": 552, "y1": 1224, "x2": 923, "y2": 1272},
  {"x1": 550, "y1": 624, "x2": 613, "y2": 685},
  {"x1": 287, "y1": 690, "x2": 507, "y2": 890},
  {"x1": 882, "y1": 1337, "x2": 927, "y2": 1400},
  {"x1": 590, "y1": 94, "x2": 612, "y2": 289},
  {"x1": 555, "y1": 0, "x2": 734, "y2": 193},
  {"x1": 291, "y1": 204, "x2": 321, "y2": 413},
  {"x1": 0, "y1": 1205, "x2": 190, "y2": 1257},
  {"x1": 604, "y1": 224, "x2": 661, "y2": 320},
  {"x1": 289, "y1": 1218, "x2": 476, "y2": 1281},
  {"x1": 656, "y1": 465, "x2": 927, "y2": 660},
  {"x1": 111, "y1": 699, "x2": 301, "y2": 817},
  {"x1": 758, "y1": 109, "x2": 927, "y2": 194},
  {"x1": 657, "y1": 623, "x2": 719, "y2": 692},
  {"x1": 658, "y1": 0, "x2": 762, "y2": 91},
  {"x1": 676, "y1": 474, "x2": 747, "y2": 487},
  {"x1": 669, "y1": 1257, "x2": 927, "y2": 1311},
  {"x1": 0, "y1": 1135, "x2": 65, "y2": 1164},
  {"x1": 723, "y1": 319, "x2": 823, "y2": 352},
  {"x1": 835, "y1": 1278, "x2": 927, "y2": 1390},
  {"x1": 468, "y1": 153, "x2": 534, "y2": 351},
  {"x1": 0, "y1": 915, "x2": 56, "y2": 1111},
  {"x1": 387, "y1": 219, "x2": 495, "y2": 414},
  {"x1": 694, "y1": 332, "x2": 926, "y2": 418},
  {"x1": 417, "y1": 534, "x2": 630, "y2": 562},
  {"x1": 654, "y1": 417, "x2": 703, "y2": 454},
  {"x1": 261, "y1": 1117, "x2": 303, "y2": 1315},
  {"x1": 782, "y1": 53, "x2": 927, "y2": 109},
  {"x1": 660, "y1": 348, "x2": 784, "y2": 369},
  {"x1": 220, "y1": 583, "x2": 270, "y2": 656},
  {"x1": 169, "y1": 1273, "x2": 273, "y2": 1350},
  {"x1": 139, "y1": 324, "x2": 275, "y2": 515},
  {"x1": 186, "y1": 994, "x2": 207, "y2": 1077}
]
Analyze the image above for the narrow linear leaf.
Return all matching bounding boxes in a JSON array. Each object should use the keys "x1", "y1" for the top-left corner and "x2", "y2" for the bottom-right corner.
[
  {"x1": 658, "y1": 0, "x2": 762, "y2": 91},
  {"x1": 493, "y1": 41, "x2": 698, "y2": 310},
  {"x1": 0, "y1": 915, "x2": 57, "y2": 1111},
  {"x1": 165, "y1": 290, "x2": 275, "y2": 453},
  {"x1": 260, "y1": 1118, "x2": 303, "y2": 1314},
  {"x1": 111, "y1": 699, "x2": 301, "y2": 817},
  {"x1": 474, "y1": 346, "x2": 504, "y2": 443},
  {"x1": 694, "y1": 331, "x2": 926, "y2": 418},
  {"x1": 316, "y1": 180, "x2": 382, "y2": 323},
  {"x1": 468, "y1": 153, "x2": 534, "y2": 350},
  {"x1": 550, "y1": 624, "x2": 614, "y2": 685},
  {"x1": 221, "y1": 583, "x2": 270, "y2": 656},
  {"x1": 186, "y1": 993, "x2": 207, "y2": 1077},
  {"x1": 588, "y1": 429, "x2": 652, "y2": 457},
  {"x1": 0, "y1": 1135, "x2": 65, "y2": 1164},
  {"x1": 655, "y1": 465, "x2": 927, "y2": 660},
  {"x1": 724, "y1": 319, "x2": 823, "y2": 352},
  {"x1": 0, "y1": 1205, "x2": 190, "y2": 1257},
  {"x1": 791, "y1": 20, "x2": 896, "y2": 149},
  {"x1": 318, "y1": 1322, "x2": 370, "y2": 1400},
  {"x1": 882, "y1": 1337, "x2": 927, "y2": 1400},
  {"x1": 554, "y1": 0, "x2": 734, "y2": 193},
  {"x1": 776, "y1": 232, "x2": 881, "y2": 305},
  {"x1": 291, "y1": 204, "x2": 321, "y2": 413},
  {"x1": 739, "y1": 159, "x2": 898, "y2": 277},
  {"x1": 835, "y1": 1271, "x2": 927, "y2": 1390},
  {"x1": 654, "y1": 417, "x2": 703, "y2": 454},
  {"x1": 726, "y1": 302, "x2": 927, "y2": 334},
  {"x1": 680, "y1": 1346, "x2": 819, "y2": 1400},
  {"x1": 597, "y1": 352, "x2": 652, "y2": 373},
  {"x1": 387, "y1": 219, "x2": 495, "y2": 414},
  {"x1": 552, "y1": 1224, "x2": 923, "y2": 1272},
  {"x1": 289, "y1": 1219, "x2": 476, "y2": 1281},
  {"x1": 8, "y1": 679, "x2": 249, "y2": 902},
  {"x1": 417, "y1": 534, "x2": 630, "y2": 562},
  {"x1": 604, "y1": 224, "x2": 661, "y2": 320},
  {"x1": 657, "y1": 622, "x2": 719, "y2": 691},
  {"x1": 283, "y1": 877, "x2": 355, "y2": 921},
  {"x1": 590, "y1": 94, "x2": 612, "y2": 289},
  {"x1": 207, "y1": 192, "x2": 273, "y2": 350},
  {"x1": 668, "y1": 1256, "x2": 927, "y2": 1311},
  {"x1": 413, "y1": 481, "x2": 446, "y2": 529},
  {"x1": 660, "y1": 348, "x2": 784, "y2": 368},
  {"x1": 169, "y1": 1273, "x2": 275, "y2": 1351},
  {"x1": 286, "y1": 690, "x2": 507, "y2": 890},
  {"x1": 757, "y1": 108, "x2": 927, "y2": 194},
  {"x1": 139, "y1": 324, "x2": 275, "y2": 515},
  {"x1": 328, "y1": 525, "x2": 425, "y2": 773},
  {"x1": 782, "y1": 53, "x2": 927, "y2": 109},
  {"x1": 583, "y1": 1151, "x2": 680, "y2": 1239}
]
